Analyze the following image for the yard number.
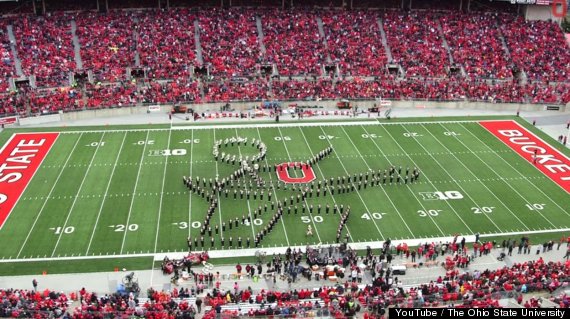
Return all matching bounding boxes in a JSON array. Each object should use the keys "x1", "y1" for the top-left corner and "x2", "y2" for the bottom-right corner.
[
  {"x1": 51, "y1": 226, "x2": 75, "y2": 234},
  {"x1": 319, "y1": 135, "x2": 336, "y2": 140},
  {"x1": 179, "y1": 139, "x2": 200, "y2": 144},
  {"x1": 472, "y1": 206, "x2": 494, "y2": 214},
  {"x1": 110, "y1": 224, "x2": 139, "y2": 232},
  {"x1": 444, "y1": 131, "x2": 461, "y2": 136},
  {"x1": 403, "y1": 132, "x2": 422, "y2": 137},
  {"x1": 175, "y1": 221, "x2": 202, "y2": 229},
  {"x1": 361, "y1": 212, "x2": 384, "y2": 220},
  {"x1": 302, "y1": 216, "x2": 323, "y2": 223},
  {"x1": 417, "y1": 209, "x2": 441, "y2": 217},
  {"x1": 135, "y1": 140, "x2": 155, "y2": 145},
  {"x1": 244, "y1": 219, "x2": 263, "y2": 226},
  {"x1": 274, "y1": 136, "x2": 291, "y2": 141},
  {"x1": 526, "y1": 203, "x2": 545, "y2": 211},
  {"x1": 361, "y1": 134, "x2": 378, "y2": 139},
  {"x1": 87, "y1": 142, "x2": 105, "y2": 147}
]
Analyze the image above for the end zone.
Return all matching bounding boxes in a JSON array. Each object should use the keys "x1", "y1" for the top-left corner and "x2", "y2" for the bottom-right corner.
[
  {"x1": 480, "y1": 120, "x2": 570, "y2": 193},
  {"x1": 0, "y1": 133, "x2": 59, "y2": 228}
]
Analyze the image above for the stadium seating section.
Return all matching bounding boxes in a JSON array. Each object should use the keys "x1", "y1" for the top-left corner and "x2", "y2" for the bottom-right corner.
[{"x1": 0, "y1": 8, "x2": 569, "y2": 117}]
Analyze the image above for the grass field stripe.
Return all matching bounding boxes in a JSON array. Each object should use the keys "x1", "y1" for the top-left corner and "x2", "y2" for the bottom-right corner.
[
  {"x1": 233, "y1": 128, "x2": 257, "y2": 240},
  {"x1": 354, "y1": 125, "x2": 418, "y2": 237},
  {"x1": 152, "y1": 126, "x2": 173, "y2": 254},
  {"x1": 85, "y1": 131, "x2": 128, "y2": 255},
  {"x1": 277, "y1": 127, "x2": 322, "y2": 243},
  {"x1": 434, "y1": 123, "x2": 551, "y2": 228},
  {"x1": 213, "y1": 129, "x2": 224, "y2": 239},
  {"x1": 397, "y1": 125, "x2": 477, "y2": 233},
  {"x1": 377, "y1": 125, "x2": 453, "y2": 236},
  {"x1": 427, "y1": 123, "x2": 530, "y2": 230},
  {"x1": 255, "y1": 127, "x2": 290, "y2": 247},
  {"x1": 188, "y1": 129, "x2": 194, "y2": 238},
  {"x1": 51, "y1": 132, "x2": 107, "y2": 257},
  {"x1": 120, "y1": 131, "x2": 150, "y2": 254},
  {"x1": 16, "y1": 133, "x2": 83, "y2": 258},
  {"x1": 314, "y1": 126, "x2": 381, "y2": 241},
  {"x1": 462, "y1": 123, "x2": 570, "y2": 218}
]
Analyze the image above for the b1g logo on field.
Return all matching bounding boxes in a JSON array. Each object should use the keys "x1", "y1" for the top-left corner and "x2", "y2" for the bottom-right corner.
[{"x1": 419, "y1": 191, "x2": 463, "y2": 201}]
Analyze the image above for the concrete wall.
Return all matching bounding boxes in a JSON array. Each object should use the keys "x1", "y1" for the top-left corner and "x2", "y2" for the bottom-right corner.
[
  {"x1": 524, "y1": 4, "x2": 563, "y2": 22},
  {"x1": 19, "y1": 113, "x2": 61, "y2": 126},
  {"x1": 58, "y1": 100, "x2": 567, "y2": 122}
]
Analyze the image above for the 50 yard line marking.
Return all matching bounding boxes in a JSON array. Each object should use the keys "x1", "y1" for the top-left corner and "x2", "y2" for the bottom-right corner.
[
  {"x1": 299, "y1": 127, "x2": 358, "y2": 242},
  {"x1": 120, "y1": 131, "x2": 150, "y2": 254},
  {"x1": 51, "y1": 132, "x2": 107, "y2": 257},
  {"x1": 85, "y1": 132, "x2": 128, "y2": 255},
  {"x1": 213, "y1": 129, "x2": 224, "y2": 239},
  {"x1": 188, "y1": 130, "x2": 194, "y2": 238},
  {"x1": 277, "y1": 127, "x2": 322, "y2": 244}
]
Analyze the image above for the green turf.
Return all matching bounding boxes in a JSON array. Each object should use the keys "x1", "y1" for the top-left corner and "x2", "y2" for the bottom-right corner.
[{"x1": 0, "y1": 116, "x2": 568, "y2": 275}]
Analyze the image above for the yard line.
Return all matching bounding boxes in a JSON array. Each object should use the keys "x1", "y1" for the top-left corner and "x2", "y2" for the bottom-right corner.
[
  {"x1": 345, "y1": 125, "x2": 417, "y2": 238},
  {"x1": 188, "y1": 130, "x2": 194, "y2": 237},
  {"x1": 51, "y1": 132, "x2": 107, "y2": 257},
  {"x1": 464, "y1": 123, "x2": 570, "y2": 218},
  {"x1": 311, "y1": 126, "x2": 382, "y2": 240},
  {"x1": 438, "y1": 124, "x2": 556, "y2": 229},
  {"x1": 85, "y1": 132, "x2": 128, "y2": 255},
  {"x1": 277, "y1": 127, "x2": 322, "y2": 244},
  {"x1": 153, "y1": 127, "x2": 173, "y2": 253},
  {"x1": 213, "y1": 129, "x2": 224, "y2": 240},
  {"x1": 296, "y1": 127, "x2": 357, "y2": 242},
  {"x1": 255, "y1": 127, "x2": 290, "y2": 246},
  {"x1": 422, "y1": 124, "x2": 531, "y2": 230},
  {"x1": 16, "y1": 133, "x2": 83, "y2": 258},
  {"x1": 378, "y1": 125, "x2": 474, "y2": 234},
  {"x1": 234, "y1": 128, "x2": 258, "y2": 241},
  {"x1": 120, "y1": 131, "x2": 151, "y2": 254}
]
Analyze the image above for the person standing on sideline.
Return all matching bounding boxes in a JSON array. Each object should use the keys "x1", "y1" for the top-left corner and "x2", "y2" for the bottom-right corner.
[
  {"x1": 32, "y1": 279, "x2": 38, "y2": 291},
  {"x1": 195, "y1": 297, "x2": 203, "y2": 313}
]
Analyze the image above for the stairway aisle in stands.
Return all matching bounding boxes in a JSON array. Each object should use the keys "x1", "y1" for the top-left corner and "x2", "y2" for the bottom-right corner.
[
  {"x1": 70, "y1": 20, "x2": 83, "y2": 70},
  {"x1": 6, "y1": 24, "x2": 23, "y2": 78}
]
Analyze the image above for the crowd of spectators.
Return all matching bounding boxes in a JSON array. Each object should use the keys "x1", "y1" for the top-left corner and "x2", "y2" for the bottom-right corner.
[
  {"x1": 321, "y1": 11, "x2": 387, "y2": 76},
  {"x1": 440, "y1": 13, "x2": 512, "y2": 80},
  {"x1": 198, "y1": 9, "x2": 262, "y2": 77},
  {"x1": 138, "y1": 10, "x2": 197, "y2": 80},
  {"x1": 261, "y1": 10, "x2": 328, "y2": 76},
  {"x1": 12, "y1": 13, "x2": 76, "y2": 88},
  {"x1": 0, "y1": 8, "x2": 569, "y2": 116}
]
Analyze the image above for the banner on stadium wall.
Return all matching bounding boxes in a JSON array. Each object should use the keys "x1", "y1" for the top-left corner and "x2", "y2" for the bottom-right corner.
[
  {"x1": 0, "y1": 116, "x2": 18, "y2": 126},
  {"x1": 148, "y1": 105, "x2": 161, "y2": 113}
]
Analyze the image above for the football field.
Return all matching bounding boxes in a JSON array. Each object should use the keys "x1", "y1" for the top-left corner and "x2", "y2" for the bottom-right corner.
[{"x1": 0, "y1": 118, "x2": 568, "y2": 264}]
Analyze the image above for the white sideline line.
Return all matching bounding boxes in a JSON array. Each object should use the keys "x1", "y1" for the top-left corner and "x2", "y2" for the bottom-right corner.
[
  {"x1": 188, "y1": 129, "x2": 194, "y2": 238},
  {"x1": 85, "y1": 132, "x2": 128, "y2": 255},
  {"x1": 3, "y1": 228, "x2": 569, "y2": 263},
  {"x1": 51, "y1": 132, "x2": 107, "y2": 257},
  {"x1": 433, "y1": 123, "x2": 544, "y2": 229},
  {"x1": 297, "y1": 126, "x2": 356, "y2": 242},
  {"x1": 153, "y1": 126, "x2": 173, "y2": 253},
  {"x1": 255, "y1": 127, "x2": 290, "y2": 247},
  {"x1": 277, "y1": 127, "x2": 322, "y2": 244},
  {"x1": 463, "y1": 123, "x2": 570, "y2": 218},
  {"x1": 120, "y1": 131, "x2": 150, "y2": 254},
  {"x1": 17, "y1": 133, "x2": 83, "y2": 258}
]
